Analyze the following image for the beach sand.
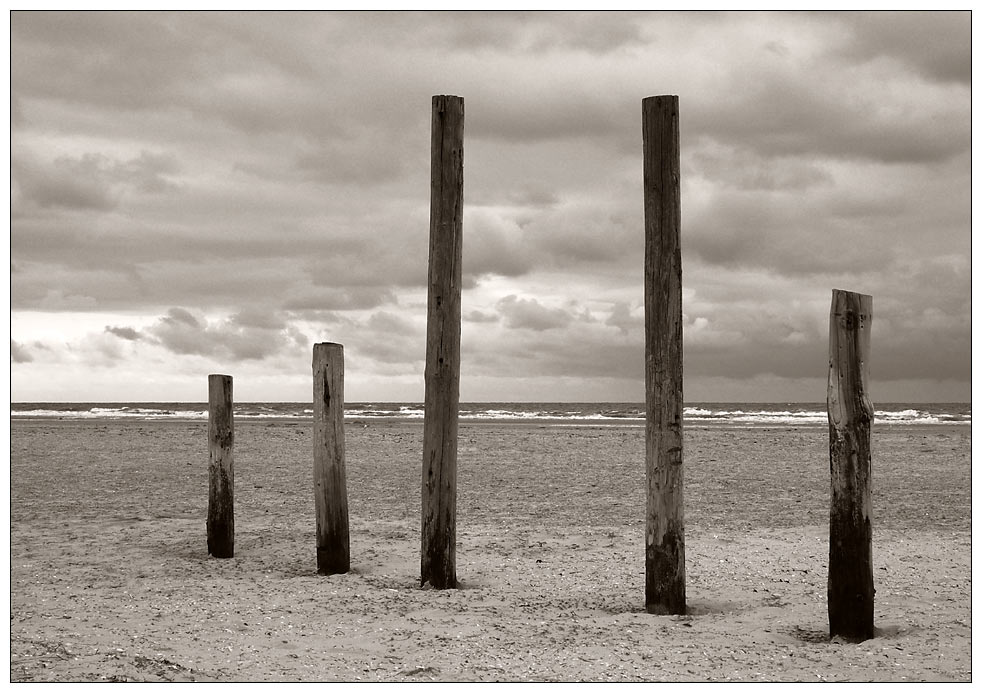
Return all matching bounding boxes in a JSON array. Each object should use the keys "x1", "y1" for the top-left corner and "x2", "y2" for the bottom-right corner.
[{"x1": 9, "y1": 419, "x2": 971, "y2": 682}]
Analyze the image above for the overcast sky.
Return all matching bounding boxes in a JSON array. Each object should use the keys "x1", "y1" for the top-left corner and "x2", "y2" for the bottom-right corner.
[{"x1": 9, "y1": 10, "x2": 972, "y2": 403}]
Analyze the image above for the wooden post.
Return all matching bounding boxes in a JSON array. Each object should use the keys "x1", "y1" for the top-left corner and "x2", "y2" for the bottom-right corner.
[
  {"x1": 207, "y1": 374, "x2": 234, "y2": 558},
  {"x1": 313, "y1": 342, "x2": 350, "y2": 575},
  {"x1": 421, "y1": 94, "x2": 464, "y2": 589},
  {"x1": 827, "y1": 289, "x2": 874, "y2": 641},
  {"x1": 642, "y1": 95, "x2": 685, "y2": 614}
]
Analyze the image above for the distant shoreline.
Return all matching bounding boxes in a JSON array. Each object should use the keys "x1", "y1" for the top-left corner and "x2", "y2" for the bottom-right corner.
[{"x1": 9, "y1": 418, "x2": 966, "y2": 433}]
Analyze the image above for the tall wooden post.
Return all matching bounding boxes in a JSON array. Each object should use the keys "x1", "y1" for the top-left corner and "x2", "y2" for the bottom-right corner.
[
  {"x1": 827, "y1": 289, "x2": 874, "y2": 641},
  {"x1": 421, "y1": 94, "x2": 464, "y2": 589},
  {"x1": 207, "y1": 374, "x2": 234, "y2": 558},
  {"x1": 313, "y1": 343, "x2": 350, "y2": 575},
  {"x1": 642, "y1": 95, "x2": 685, "y2": 614}
]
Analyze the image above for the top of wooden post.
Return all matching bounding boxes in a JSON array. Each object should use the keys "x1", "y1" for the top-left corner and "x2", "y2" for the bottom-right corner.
[
  {"x1": 643, "y1": 95, "x2": 679, "y2": 109},
  {"x1": 831, "y1": 288, "x2": 872, "y2": 302},
  {"x1": 433, "y1": 95, "x2": 464, "y2": 109}
]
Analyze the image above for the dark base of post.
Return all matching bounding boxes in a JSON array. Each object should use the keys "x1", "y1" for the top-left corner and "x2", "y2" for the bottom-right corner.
[
  {"x1": 420, "y1": 557, "x2": 457, "y2": 590},
  {"x1": 828, "y1": 515, "x2": 874, "y2": 641},
  {"x1": 207, "y1": 521, "x2": 234, "y2": 559},
  {"x1": 420, "y1": 575, "x2": 457, "y2": 590},
  {"x1": 828, "y1": 594, "x2": 875, "y2": 642},
  {"x1": 421, "y1": 532, "x2": 457, "y2": 589},
  {"x1": 317, "y1": 548, "x2": 349, "y2": 576},
  {"x1": 645, "y1": 532, "x2": 686, "y2": 614}
]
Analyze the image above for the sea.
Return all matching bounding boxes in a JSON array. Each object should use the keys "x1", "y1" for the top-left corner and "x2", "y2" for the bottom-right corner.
[{"x1": 8, "y1": 402, "x2": 971, "y2": 427}]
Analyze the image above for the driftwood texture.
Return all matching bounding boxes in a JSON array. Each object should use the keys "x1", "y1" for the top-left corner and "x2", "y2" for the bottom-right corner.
[
  {"x1": 207, "y1": 374, "x2": 234, "y2": 558},
  {"x1": 827, "y1": 289, "x2": 874, "y2": 641},
  {"x1": 642, "y1": 95, "x2": 686, "y2": 614},
  {"x1": 421, "y1": 95, "x2": 464, "y2": 589},
  {"x1": 313, "y1": 343, "x2": 350, "y2": 575}
]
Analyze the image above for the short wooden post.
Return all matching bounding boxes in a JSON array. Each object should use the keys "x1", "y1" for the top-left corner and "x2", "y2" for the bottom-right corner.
[
  {"x1": 207, "y1": 374, "x2": 234, "y2": 558},
  {"x1": 642, "y1": 95, "x2": 686, "y2": 614},
  {"x1": 421, "y1": 94, "x2": 464, "y2": 589},
  {"x1": 313, "y1": 342, "x2": 350, "y2": 575},
  {"x1": 827, "y1": 289, "x2": 874, "y2": 641}
]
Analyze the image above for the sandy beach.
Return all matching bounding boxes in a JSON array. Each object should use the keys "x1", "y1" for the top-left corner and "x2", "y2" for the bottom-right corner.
[{"x1": 9, "y1": 418, "x2": 971, "y2": 682}]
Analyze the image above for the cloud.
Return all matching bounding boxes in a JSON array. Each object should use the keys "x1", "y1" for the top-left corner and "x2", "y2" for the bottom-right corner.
[
  {"x1": 294, "y1": 135, "x2": 411, "y2": 186},
  {"x1": 353, "y1": 311, "x2": 425, "y2": 366},
  {"x1": 525, "y1": 201, "x2": 639, "y2": 266},
  {"x1": 496, "y1": 295, "x2": 574, "y2": 331},
  {"x1": 105, "y1": 326, "x2": 141, "y2": 341},
  {"x1": 438, "y1": 11, "x2": 648, "y2": 55},
  {"x1": 138, "y1": 307, "x2": 309, "y2": 361},
  {"x1": 11, "y1": 340, "x2": 33, "y2": 363},
  {"x1": 464, "y1": 310, "x2": 499, "y2": 324},
  {"x1": 8, "y1": 11, "x2": 970, "y2": 402},
  {"x1": 690, "y1": 145, "x2": 834, "y2": 193},
  {"x1": 604, "y1": 302, "x2": 642, "y2": 335},
  {"x1": 677, "y1": 14, "x2": 970, "y2": 168},
  {"x1": 284, "y1": 287, "x2": 398, "y2": 312},
  {"x1": 689, "y1": 72, "x2": 968, "y2": 166},
  {"x1": 464, "y1": 209, "x2": 535, "y2": 280},
  {"x1": 836, "y1": 11, "x2": 971, "y2": 85},
  {"x1": 12, "y1": 153, "x2": 118, "y2": 211},
  {"x1": 161, "y1": 307, "x2": 200, "y2": 328},
  {"x1": 504, "y1": 182, "x2": 560, "y2": 208},
  {"x1": 228, "y1": 308, "x2": 289, "y2": 331},
  {"x1": 461, "y1": 304, "x2": 641, "y2": 381},
  {"x1": 11, "y1": 150, "x2": 180, "y2": 214}
]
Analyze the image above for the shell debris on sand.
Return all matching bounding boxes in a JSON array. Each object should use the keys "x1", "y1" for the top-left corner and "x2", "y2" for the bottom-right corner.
[{"x1": 9, "y1": 419, "x2": 971, "y2": 682}]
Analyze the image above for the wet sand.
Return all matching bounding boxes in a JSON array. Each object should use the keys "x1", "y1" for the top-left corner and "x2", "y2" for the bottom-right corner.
[{"x1": 9, "y1": 419, "x2": 971, "y2": 681}]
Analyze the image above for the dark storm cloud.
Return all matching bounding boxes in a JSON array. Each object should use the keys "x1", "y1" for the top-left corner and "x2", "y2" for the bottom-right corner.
[
  {"x1": 347, "y1": 311, "x2": 425, "y2": 366},
  {"x1": 472, "y1": 97, "x2": 623, "y2": 144},
  {"x1": 10, "y1": 221, "x2": 421, "y2": 312},
  {"x1": 12, "y1": 150, "x2": 179, "y2": 214},
  {"x1": 105, "y1": 326, "x2": 141, "y2": 341},
  {"x1": 526, "y1": 203, "x2": 638, "y2": 266},
  {"x1": 9, "y1": 11, "x2": 970, "y2": 401},
  {"x1": 11, "y1": 11, "x2": 316, "y2": 119},
  {"x1": 688, "y1": 75, "x2": 968, "y2": 166},
  {"x1": 464, "y1": 210, "x2": 536, "y2": 280},
  {"x1": 836, "y1": 11, "x2": 971, "y2": 85},
  {"x1": 337, "y1": 10, "x2": 648, "y2": 55},
  {"x1": 134, "y1": 307, "x2": 308, "y2": 361},
  {"x1": 97, "y1": 307, "x2": 309, "y2": 361},
  {"x1": 13, "y1": 154, "x2": 117, "y2": 211},
  {"x1": 685, "y1": 191, "x2": 901, "y2": 276},
  {"x1": 462, "y1": 315, "x2": 641, "y2": 380},
  {"x1": 161, "y1": 307, "x2": 200, "y2": 328}
]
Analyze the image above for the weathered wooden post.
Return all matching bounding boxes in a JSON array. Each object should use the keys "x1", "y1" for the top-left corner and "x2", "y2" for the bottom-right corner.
[
  {"x1": 421, "y1": 94, "x2": 464, "y2": 589},
  {"x1": 827, "y1": 289, "x2": 874, "y2": 641},
  {"x1": 642, "y1": 95, "x2": 685, "y2": 614},
  {"x1": 207, "y1": 373, "x2": 234, "y2": 558},
  {"x1": 313, "y1": 342, "x2": 350, "y2": 575}
]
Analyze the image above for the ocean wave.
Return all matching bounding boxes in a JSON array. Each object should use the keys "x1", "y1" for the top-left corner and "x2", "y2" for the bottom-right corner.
[{"x1": 10, "y1": 402, "x2": 969, "y2": 426}]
